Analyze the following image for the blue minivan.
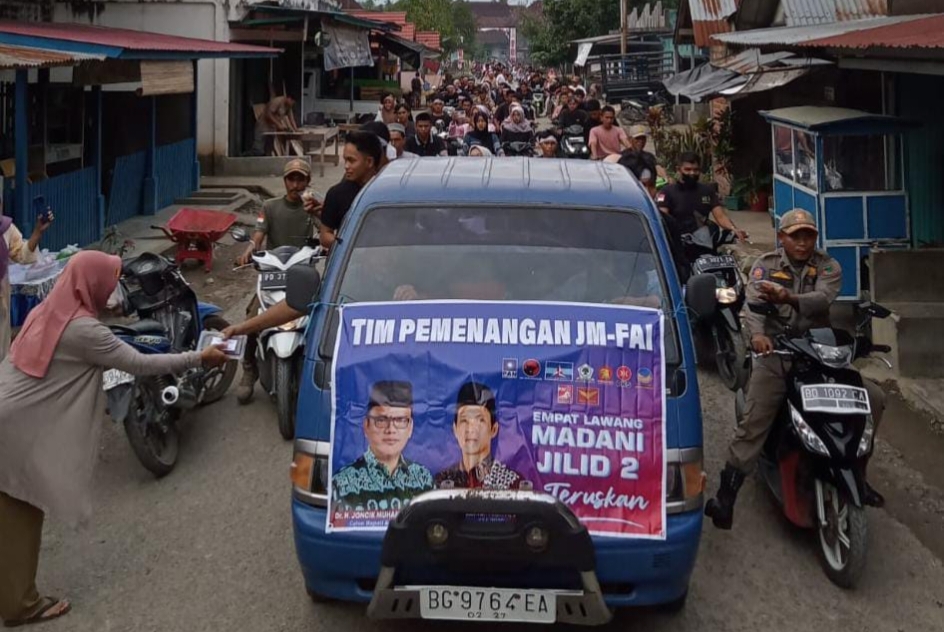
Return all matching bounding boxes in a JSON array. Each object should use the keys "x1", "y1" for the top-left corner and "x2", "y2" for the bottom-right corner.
[{"x1": 288, "y1": 158, "x2": 711, "y2": 624}]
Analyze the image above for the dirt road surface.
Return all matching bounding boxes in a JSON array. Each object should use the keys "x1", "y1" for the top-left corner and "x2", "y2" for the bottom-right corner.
[{"x1": 26, "y1": 359, "x2": 944, "y2": 632}]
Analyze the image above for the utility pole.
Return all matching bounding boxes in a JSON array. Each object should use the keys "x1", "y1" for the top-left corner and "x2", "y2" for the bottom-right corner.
[{"x1": 620, "y1": 0, "x2": 628, "y2": 56}]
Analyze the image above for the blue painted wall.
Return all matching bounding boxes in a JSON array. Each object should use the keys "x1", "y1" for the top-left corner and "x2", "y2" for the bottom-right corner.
[
  {"x1": 25, "y1": 167, "x2": 99, "y2": 250},
  {"x1": 155, "y1": 138, "x2": 196, "y2": 208},
  {"x1": 106, "y1": 151, "x2": 147, "y2": 225}
]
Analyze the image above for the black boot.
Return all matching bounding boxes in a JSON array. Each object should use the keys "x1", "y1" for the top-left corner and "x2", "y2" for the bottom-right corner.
[
  {"x1": 704, "y1": 464, "x2": 746, "y2": 530},
  {"x1": 863, "y1": 482, "x2": 885, "y2": 508}
]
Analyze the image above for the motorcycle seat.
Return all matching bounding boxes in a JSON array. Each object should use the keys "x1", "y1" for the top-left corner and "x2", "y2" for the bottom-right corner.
[
  {"x1": 123, "y1": 319, "x2": 167, "y2": 335},
  {"x1": 270, "y1": 246, "x2": 300, "y2": 264}
]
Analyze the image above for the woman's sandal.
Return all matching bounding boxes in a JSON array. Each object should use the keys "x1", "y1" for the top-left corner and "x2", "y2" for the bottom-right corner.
[{"x1": 4, "y1": 597, "x2": 71, "y2": 628}]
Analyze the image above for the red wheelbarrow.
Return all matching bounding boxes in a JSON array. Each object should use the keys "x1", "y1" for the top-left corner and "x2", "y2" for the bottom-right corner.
[{"x1": 152, "y1": 208, "x2": 237, "y2": 272}]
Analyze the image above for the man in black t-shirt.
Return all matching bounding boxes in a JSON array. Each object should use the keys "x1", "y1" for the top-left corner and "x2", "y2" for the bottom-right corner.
[
  {"x1": 656, "y1": 152, "x2": 746, "y2": 265},
  {"x1": 319, "y1": 131, "x2": 382, "y2": 252},
  {"x1": 557, "y1": 96, "x2": 589, "y2": 131},
  {"x1": 405, "y1": 113, "x2": 447, "y2": 157}
]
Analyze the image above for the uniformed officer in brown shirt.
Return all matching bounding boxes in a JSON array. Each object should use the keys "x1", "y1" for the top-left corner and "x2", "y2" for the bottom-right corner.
[{"x1": 705, "y1": 209, "x2": 886, "y2": 530}]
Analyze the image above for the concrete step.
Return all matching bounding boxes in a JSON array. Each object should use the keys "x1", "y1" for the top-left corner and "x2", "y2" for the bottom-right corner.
[
  {"x1": 873, "y1": 301, "x2": 944, "y2": 378},
  {"x1": 175, "y1": 190, "x2": 243, "y2": 206}
]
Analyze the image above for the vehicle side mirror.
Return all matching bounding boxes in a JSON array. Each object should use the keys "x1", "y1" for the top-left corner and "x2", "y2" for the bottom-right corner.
[
  {"x1": 748, "y1": 302, "x2": 778, "y2": 316},
  {"x1": 285, "y1": 265, "x2": 321, "y2": 313},
  {"x1": 685, "y1": 273, "x2": 717, "y2": 318},
  {"x1": 231, "y1": 227, "x2": 249, "y2": 242},
  {"x1": 862, "y1": 301, "x2": 892, "y2": 319}
]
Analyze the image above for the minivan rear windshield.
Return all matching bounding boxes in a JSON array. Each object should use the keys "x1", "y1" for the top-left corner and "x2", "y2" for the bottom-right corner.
[{"x1": 333, "y1": 205, "x2": 680, "y2": 365}]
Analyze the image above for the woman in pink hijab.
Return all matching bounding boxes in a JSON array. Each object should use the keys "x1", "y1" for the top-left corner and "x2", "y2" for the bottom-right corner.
[{"x1": 0, "y1": 251, "x2": 227, "y2": 627}]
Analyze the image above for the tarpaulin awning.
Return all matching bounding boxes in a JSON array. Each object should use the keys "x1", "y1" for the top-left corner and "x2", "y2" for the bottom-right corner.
[
  {"x1": 376, "y1": 32, "x2": 424, "y2": 67},
  {"x1": 323, "y1": 20, "x2": 374, "y2": 70},
  {"x1": 663, "y1": 48, "x2": 832, "y2": 101}
]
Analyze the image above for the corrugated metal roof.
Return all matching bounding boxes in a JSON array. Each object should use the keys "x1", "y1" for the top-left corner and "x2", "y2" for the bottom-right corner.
[
  {"x1": 712, "y1": 14, "x2": 921, "y2": 46},
  {"x1": 0, "y1": 20, "x2": 277, "y2": 55},
  {"x1": 804, "y1": 12, "x2": 944, "y2": 49},
  {"x1": 782, "y1": 0, "x2": 888, "y2": 27},
  {"x1": 0, "y1": 44, "x2": 103, "y2": 69},
  {"x1": 347, "y1": 10, "x2": 408, "y2": 27},
  {"x1": 688, "y1": 0, "x2": 739, "y2": 47}
]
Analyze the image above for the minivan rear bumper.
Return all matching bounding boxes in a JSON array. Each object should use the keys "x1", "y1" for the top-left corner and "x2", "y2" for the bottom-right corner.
[{"x1": 292, "y1": 498, "x2": 702, "y2": 609}]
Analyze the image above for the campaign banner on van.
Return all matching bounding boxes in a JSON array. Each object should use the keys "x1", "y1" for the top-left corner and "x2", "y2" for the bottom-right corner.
[{"x1": 327, "y1": 301, "x2": 666, "y2": 539}]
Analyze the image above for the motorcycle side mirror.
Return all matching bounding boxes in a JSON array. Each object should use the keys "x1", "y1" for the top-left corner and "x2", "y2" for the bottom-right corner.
[
  {"x1": 231, "y1": 227, "x2": 249, "y2": 242},
  {"x1": 748, "y1": 302, "x2": 778, "y2": 316},
  {"x1": 285, "y1": 265, "x2": 322, "y2": 313},
  {"x1": 685, "y1": 273, "x2": 717, "y2": 318}
]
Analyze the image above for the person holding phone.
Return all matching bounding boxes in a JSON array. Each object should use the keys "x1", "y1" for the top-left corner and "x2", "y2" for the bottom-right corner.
[{"x1": 0, "y1": 201, "x2": 55, "y2": 360}]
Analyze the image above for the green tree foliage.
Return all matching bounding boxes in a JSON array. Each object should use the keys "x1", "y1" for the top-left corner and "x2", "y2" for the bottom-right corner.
[
  {"x1": 388, "y1": 0, "x2": 477, "y2": 55},
  {"x1": 522, "y1": 0, "x2": 652, "y2": 67}
]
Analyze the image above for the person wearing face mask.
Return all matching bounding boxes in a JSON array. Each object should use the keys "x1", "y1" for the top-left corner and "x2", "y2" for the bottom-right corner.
[
  {"x1": 0, "y1": 251, "x2": 227, "y2": 627},
  {"x1": 656, "y1": 151, "x2": 747, "y2": 249}
]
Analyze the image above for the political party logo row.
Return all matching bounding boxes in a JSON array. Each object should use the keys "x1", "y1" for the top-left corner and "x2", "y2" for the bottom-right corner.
[{"x1": 502, "y1": 358, "x2": 654, "y2": 388}]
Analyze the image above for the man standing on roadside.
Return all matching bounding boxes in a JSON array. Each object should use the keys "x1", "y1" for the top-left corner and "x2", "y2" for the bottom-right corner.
[{"x1": 235, "y1": 159, "x2": 319, "y2": 404}]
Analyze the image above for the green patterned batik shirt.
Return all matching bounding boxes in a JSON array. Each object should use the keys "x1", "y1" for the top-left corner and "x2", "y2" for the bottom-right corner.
[{"x1": 332, "y1": 449, "x2": 434, "y2": 512}]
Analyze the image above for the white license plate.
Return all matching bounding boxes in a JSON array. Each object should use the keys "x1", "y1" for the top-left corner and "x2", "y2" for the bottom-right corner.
[
  {"x1": 103, "y1": 369, "x2": 134, "y2": 391},
  {"x1": 801, "y1": 384, "x2": 871, "y2": 414},
  {"x1": 260, "y1": 271, "x2": 287, "y2": 289},
  {"x1": 419, "y1": 586, "x2": 556, "y2": 623}
]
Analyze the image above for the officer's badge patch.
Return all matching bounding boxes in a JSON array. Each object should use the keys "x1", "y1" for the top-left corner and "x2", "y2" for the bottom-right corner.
[
  {"x1": 751, "y1": 267, "x2": 766, "y2": 280},
  {"x1": 770, "y1": 271, "x2": 792, "y2": 281},
  {"x1": 807, "y1": 267, "x2": 817, "y2": 277},
  {"x1": 823, "y1": 264, "x2": 838, "y2": 276}
]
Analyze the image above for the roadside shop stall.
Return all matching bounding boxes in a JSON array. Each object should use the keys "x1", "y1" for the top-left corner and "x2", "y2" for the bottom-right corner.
[{"x1": 761, "y1": 106, "x2": 916, "y2": 300}]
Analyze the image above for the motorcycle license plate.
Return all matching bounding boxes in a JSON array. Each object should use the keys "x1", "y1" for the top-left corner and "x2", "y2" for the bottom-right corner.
[
  {"x1": 419, "y1": 586, "x2": 556, "y2": 623},
  {"x1": 696, "y1": 254, "x2": 737, "y2": 269},
  {"x1": 801, "y1": 384, "x2": 871, "y2": 414},
  {"x1": 103, "y1": 369, "x2": 134, "y2": 391},
  {"x1": 260, "y1": 271, "x2": 287, "y2": 290}
]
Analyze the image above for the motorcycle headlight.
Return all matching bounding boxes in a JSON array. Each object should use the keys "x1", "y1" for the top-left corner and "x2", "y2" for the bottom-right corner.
[
  {"x1": 790, "y1": 403, "x2": 830, "y2": 456},
  {"x1": 715, "y1": 287, "x2": 738, "y2": 304},
  {"x1": 811, "y1": 342, "x2": 853, "y2": 368},
  {"x1": 581, "y1": 146, "x2": 589, "y2": 154},
  {"x1": 857, "y1": 414, "x2": 875, "y2": 457}
]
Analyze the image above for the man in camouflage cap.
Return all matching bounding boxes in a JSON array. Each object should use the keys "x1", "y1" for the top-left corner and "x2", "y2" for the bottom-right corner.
[{"x1": 705, "y1": 209, "x2": 887, "y2": 529}]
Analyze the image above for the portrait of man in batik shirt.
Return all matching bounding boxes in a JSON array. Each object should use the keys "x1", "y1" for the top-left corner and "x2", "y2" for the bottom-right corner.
[
  {"x1": 332, "y1": 381, "x2": 433, "y2": 512},
  {"x1": 435, "y1": 381, "x2": 524, "y2": 490}
]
